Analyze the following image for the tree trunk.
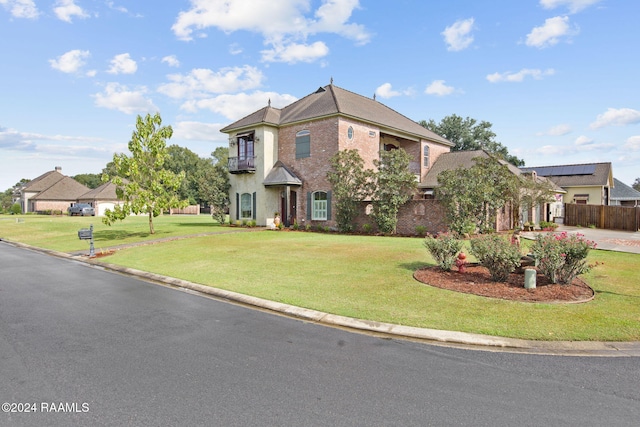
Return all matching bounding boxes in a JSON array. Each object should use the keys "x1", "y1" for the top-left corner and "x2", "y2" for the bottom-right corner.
[{"x1": 148, "y1": 211, "x2": 155, "y2": 234}]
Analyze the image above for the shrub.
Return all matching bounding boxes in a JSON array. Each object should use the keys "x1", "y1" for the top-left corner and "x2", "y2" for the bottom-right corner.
[
  {"x1": 539, "y1": 221, "x2": 558, "y2": 231},
  {"x1": 305, "y1": 224, "x2": 312, "y2": 231},
  {"x1": 292, "y1": 222, "x2": 299, "y2": 230},
  {"x1": 10, "y1": 203, "x2": 22, "y2": 215},
  {"x1": 531, "y1": 231, "x2": 596, "y2": 284},
  {"x1": 362, "y1": 223, "x2": 373, "y2": 234},
  {"x1": 470, "y1": 234, "x2": 521, "y2": 282},
  {"x1": 424, "y1": 233, "x2": 463, "y2": 271},
  {"x1": 415, "y1": 225, "x2": 427, "y2": 237}
]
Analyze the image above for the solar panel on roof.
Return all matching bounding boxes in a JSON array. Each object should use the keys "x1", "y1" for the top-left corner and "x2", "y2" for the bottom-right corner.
[{"x1": 531, "y1": 164, "x2": 597, "y2": 176}]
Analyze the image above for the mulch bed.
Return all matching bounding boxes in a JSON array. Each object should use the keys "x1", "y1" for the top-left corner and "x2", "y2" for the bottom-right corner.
[{"x1": 413, "y1": 265, "x2": 594, "y2": 303}]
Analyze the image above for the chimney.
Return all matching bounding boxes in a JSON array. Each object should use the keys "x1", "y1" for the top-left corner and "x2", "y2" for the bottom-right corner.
[{"x1": 55, "y1": 166, "x2": 62, "y2": 172}]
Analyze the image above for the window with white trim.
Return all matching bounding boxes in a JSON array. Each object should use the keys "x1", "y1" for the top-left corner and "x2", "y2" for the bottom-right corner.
[
  {"x1": 312, "y1": 191, "x2": 327, "y2": 220},
  {"x1": 423, "y1": 144, "x2": 430, "y2": 167}
]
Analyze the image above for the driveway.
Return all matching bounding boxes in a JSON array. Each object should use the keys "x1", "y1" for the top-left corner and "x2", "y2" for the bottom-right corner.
[{"x1": 522, "y1": 225, "x2": 640, "y2": 254}]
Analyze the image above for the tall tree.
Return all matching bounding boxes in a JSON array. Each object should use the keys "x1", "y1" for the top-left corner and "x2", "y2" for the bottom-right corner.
[
  {"x1": 327, "y1": 149, "x2": 374, "y2": 232},
  {"x1": 73, "y1": 173, "x2": 102, "y2": 189},
  {"x1": 633, "y1": 177, "x2": 640, "y2": 192},
  {"x1": 436, "y1": 156, "x2": 520, "y2": 234},
  {"x1": 199, "y1": 147, "x2": 230, "y2": 224},
  {"x1": 102, "y1": 113, "x2": 187, "y2": 234},
  {"x1": 420, "y1": 114, "x2": 524, "y2": 166},
  {"x1": 164, "y1": 145, "x2": 214, "y2": 205},
  {"x1": 370, "y1": 148, "x2": 416, "y2": 234}
]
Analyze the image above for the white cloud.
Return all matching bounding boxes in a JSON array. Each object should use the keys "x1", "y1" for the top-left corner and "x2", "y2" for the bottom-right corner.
[
  {"x1": 107, "y1": 53, "x2": 137, "y2": 74},
  {"x1": 0, "y1": 126, "x2": 106, "y2": 153},
  {"x1": 487, "y1": 68, "x2": 555, "y2": 83},
  {"x1": 53, "y1": 0, "x2": 89, "y2": 23},
  {"x1": 173, "y1": 121, "x2": 226, "y2": 142},
  {"x1": 541, "y1": 123, "x2": 572, "y2": 136},
  {"x1": 0, "y1": 0, "x2": 39, "y2": 19},
  {"x1": 425, "y1": 80, "x2": 456, "y2": 96},
  {"x1": 590, "y1": 108, "x2": 640, "y2": 129},
  {"x1": 540, "y1": 0, "x2": 602, "y2": 13},
  {"x1": 49, "y1": 49, "x2": 90, "y2": 74},
  {"x1": 574, "y1": 135, "x2": 593, "y2": 146},
  {"x1": 158, "y1": 65, "x2": 264, "y2": 99},
  {"x1": 181, "y1": 91, "x2": 297, "y2": 121},
  {"x1": 229, "y1": 43, "x2": 243, "y2": 55},
  {"x1": 624, "y1": 136, "x2": 640, "y2": 151},
  {"x1": 375, "y1": 83, "x2": 401, "y2": 99},
  {"x1": 162, "y1": 55, "x2": 180, "y2": 68},
  {"x1": 536, "y1": 145, "x2": 568, "y2": 156},
  {"x1": 526, "y1": 16, "x2": 578, "y2": 48},
  {"x1": 171, "y1": 0, "x2": 370, "y2": 63},
  {"x1": 442, "y1": 18, "x2": 475, "y2": 51},
  {"x1": 93, "y1": 82, "x2": 158, "y2": 114},
  {"x1": 261, "y1": 41, "x2": 329, "y2": 64}
]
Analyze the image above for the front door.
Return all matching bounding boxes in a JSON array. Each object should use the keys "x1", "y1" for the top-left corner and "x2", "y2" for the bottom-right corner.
[{"x1": 280, "y1": 188, "x2": 297, "y2": 227}]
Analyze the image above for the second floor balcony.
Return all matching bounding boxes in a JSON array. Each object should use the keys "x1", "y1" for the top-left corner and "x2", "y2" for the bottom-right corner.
[{"x1": 228, "y1": 156, "x2": 256, "y2": 174}]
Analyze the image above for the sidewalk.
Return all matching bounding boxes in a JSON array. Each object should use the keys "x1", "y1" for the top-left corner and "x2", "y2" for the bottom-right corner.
[{"x1": 521, "y1": 225, "x2": 640, "y2": 254}]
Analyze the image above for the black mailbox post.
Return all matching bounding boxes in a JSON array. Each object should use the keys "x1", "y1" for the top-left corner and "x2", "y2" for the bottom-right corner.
[{"x1": 78, "y1": 224, "x2": 95, "y2": 257}]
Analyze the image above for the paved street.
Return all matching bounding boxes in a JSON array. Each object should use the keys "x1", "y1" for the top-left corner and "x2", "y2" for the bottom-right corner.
[{"x1": 1, "y1": 242, "x2": 639, "y2": 426}]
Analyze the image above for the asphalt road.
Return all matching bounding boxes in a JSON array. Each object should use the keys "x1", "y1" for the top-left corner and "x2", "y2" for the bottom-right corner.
[{"x1": 1, "y1": 242, "x2": 639, "y2": 427}]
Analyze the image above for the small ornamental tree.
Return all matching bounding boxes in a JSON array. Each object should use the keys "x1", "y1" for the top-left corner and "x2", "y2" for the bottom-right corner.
[
  {"x1": 327, "y1": 149, "x2": 373, "y2": 232},
  {"x1": 424, "y1": 233, "x2": 463, "y2": 271},
  {"x1": 199, "y1": 147, "x2": 230, "y2": 224},
  {"x1": 103, "y1": 113, "x2": 187, "y2": 234},
  {"x1": 370, "y1": 148, "x2": 416, "y2": 234}
]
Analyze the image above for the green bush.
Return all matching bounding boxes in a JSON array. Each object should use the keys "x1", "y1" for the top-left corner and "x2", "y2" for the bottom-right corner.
[
  {"x1": 539, "y1": 221, "x2": 558, "y2": 231},
  {"x1": 362, "y1": 223, "x2": 373, "y2": 234},
  {"x1": 423, "y1": 233, "x2": 463, "y2": 271},
  {"x1": 415, "y1": 225, "x2": 427, "y2": 237},
  {"x1": 10, "y1": 203, "x2": 22, "y2": 215},
  {"x1": 470, "y1": 234, "x2": 521, "y2": 282},
  {"x1": 531, "y1": 231, "x2": 596, "y2": 284}
]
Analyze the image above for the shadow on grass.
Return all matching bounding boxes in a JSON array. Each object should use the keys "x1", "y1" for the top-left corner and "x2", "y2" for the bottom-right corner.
[
  {"x1": 175, "y1": 222, "x2": 222, "y2": 227},
  {"x1": 93, "y1": 230, "x2": 153, "y2": 241},
  {"x1": 595, "y1": 290, "x2": 640, "y2": 299},
  {"x1": 399, "y1": 261, "x2": 433, "y2": 271}
]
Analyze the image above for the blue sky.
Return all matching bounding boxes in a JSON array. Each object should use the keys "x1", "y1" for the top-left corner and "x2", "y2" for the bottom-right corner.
[{"x1": 1, "y1": 0, "x2": 639, "y2": 191}]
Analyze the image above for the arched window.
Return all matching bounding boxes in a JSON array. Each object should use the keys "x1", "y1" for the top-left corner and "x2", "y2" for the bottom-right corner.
[
  {"x1": 423, "y1": 144, "x2": 430, "y2": 167},
  {"x1": 240, "y1": 193, "x2": 253, "y2": 218},
  {"x1": 296, "y1": 130, "x2": 310, "y2": 158},
  {"x1": 312, "y1": 191, "x2": 327, "y2": 220}
]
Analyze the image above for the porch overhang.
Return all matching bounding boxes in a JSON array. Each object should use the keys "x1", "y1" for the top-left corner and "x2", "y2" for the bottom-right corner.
[{"x1": 263, "y1": 161, "x2": 302, "y2": 187}]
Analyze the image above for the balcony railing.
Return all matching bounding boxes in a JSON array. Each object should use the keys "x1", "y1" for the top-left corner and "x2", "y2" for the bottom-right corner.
[{"x1": 228, "y1": 156, "x2": 256, "y2": 173}]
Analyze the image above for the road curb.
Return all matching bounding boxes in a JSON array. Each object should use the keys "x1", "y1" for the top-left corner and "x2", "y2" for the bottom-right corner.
[{"x1": 2, "y1": 238, "x2": 639, "y2": 357}]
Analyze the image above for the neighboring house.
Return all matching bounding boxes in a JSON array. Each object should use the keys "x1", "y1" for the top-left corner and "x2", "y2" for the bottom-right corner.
[
  {"x1": 18, "y1": 167, "x2": 90, "y2": 213},
  {"x1": 78, "y1": 181, "x2": 121, "y2": 216},
  {"x1": 610, "y1": 178, "x2": 640, "y2": 207},
  {"x1": 220, "y1": 83, "x2": 453, "y2": 228},
  {"x1": 520, "y1": 162, "x2": 614, "y2": 206}
]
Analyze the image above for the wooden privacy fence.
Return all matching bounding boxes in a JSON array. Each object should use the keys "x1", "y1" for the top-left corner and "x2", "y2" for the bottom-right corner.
[{"x1": 564, "y1": 204, "x2": 640, "y2": 231}]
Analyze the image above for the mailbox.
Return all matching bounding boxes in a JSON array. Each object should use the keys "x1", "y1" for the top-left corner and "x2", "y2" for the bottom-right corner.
[{"x1": 78, "y1": 228, "x2": 92, "y2": 240}]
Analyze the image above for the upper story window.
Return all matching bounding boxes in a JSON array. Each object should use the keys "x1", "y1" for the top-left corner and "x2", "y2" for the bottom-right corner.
[
  {"x1": 296, "y1": 130, "x2": 310, "y2": 159},
  {"x1": 347, "y1": 126, "x2": 354, "y2": 140},
  {"x1": 423, "y1": 144, "x2": 430, "y2": 167},
  {"x1": 237, "y1": 132, "x2": 254, "y2": 161}
]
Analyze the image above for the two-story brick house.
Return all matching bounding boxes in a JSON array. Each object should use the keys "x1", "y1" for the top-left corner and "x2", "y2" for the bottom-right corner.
[{"x1": 220, "y1": 83, "x2": 453, "y2": 228}]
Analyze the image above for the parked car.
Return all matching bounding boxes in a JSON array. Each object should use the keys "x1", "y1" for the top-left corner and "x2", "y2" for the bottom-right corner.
[{"x1": 68, "y1": 203, "x2": 95, "y2": 216}]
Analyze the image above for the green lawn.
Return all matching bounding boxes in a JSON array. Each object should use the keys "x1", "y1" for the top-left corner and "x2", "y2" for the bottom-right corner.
[{"x1": 2, "y1": 214, "x2": 639, "y2": 341}]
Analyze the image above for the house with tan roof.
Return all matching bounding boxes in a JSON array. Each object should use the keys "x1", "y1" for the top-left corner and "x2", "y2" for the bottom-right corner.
[
  {"x1": 18, "y1": 167, "x2": 90, "y2": 214},
  {"x1": 220, "y1": 83, "x2": 453, "y2": 228},
  {"x1": 78, "y1": 181, "x2": 121, "y2": 216}
]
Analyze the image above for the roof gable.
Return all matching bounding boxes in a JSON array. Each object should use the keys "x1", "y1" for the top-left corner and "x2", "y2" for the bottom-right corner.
[
  {"x1": 22, "y1": 170, "x2": 65, "y2": 192},
  {"x1": 611, "y1": 178, "x2": 640, "y2": 201},
  {"x1": 31, "y1": 176, "x2": 90, "y2": 201}
]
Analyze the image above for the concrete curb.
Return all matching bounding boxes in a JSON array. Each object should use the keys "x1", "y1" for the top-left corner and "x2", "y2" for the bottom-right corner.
[{"x1": 3, "y1": 238, "x2": 639, "y2": 357}]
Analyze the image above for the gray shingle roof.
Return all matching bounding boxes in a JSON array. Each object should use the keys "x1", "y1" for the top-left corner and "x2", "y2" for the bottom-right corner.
[
  {"x1": 221, "y1": 84, "x2": 452, "y2": 145},
  {"x1": 22, "y1": 170, "x2": 65, "y2": 192},
  {"x1": 79, "y1": 181, "x2": 120, "y2": 200},
  {"x1": 420, "y1": 150, "x2": 496, "y2": 188},
  {"x1": 520, "y1": 162, "x2": 612, "y2": 187},
  {"x1": 263, "y1": 161, "x2": 302, "y2": 186},
  {"x1": 611, "y1": 178, "x2": 640, "y2": 201},
  {"x1": 30, "y1": 176, "x2": 90, "y2": 201}
]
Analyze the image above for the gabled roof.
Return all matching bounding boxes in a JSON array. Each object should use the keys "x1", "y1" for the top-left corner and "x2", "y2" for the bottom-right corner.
[
  {"x1": 221, "y1": 84, "x2": 452, "y2": 145},
  {"x1": 263, "y1": 161, "x2": 302, "y2": 186},
  {"x1": 79, "y1": 181, "x2": 120, "y2": 201},
  {"x1": 520, "y1": 162, "x2": 613, "y2": 187},
  {"x1": 30, "y1": 176, "x2": 90, "y2": 201},
  {"x1": 419, "y1": 150, "x2": 520, "y2": 188},
  {"x1": 22, "y1": 169, "x2": 65, "y2": 192},
  {"x1": 611, "y1": 178, "x2": 640, "y2": 201}
]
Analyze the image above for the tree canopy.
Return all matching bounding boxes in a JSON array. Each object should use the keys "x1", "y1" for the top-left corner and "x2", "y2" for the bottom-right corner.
[
  {"x1": 102, "y1": 113, "x2": 187, "y2": 234},
  {"x1": 198, "y1": 146, "x2": 230, "y2": 224},
  {"x1": 633, "y1": 178, "x2": 640, "y2": 192},
  {"x1": 420, "y1": 114, "x2": 524, "y2": 167}
]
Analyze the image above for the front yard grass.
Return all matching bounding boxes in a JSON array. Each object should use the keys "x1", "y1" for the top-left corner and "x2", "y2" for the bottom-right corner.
[{"x1": 2, "y1": 215, "x2": 638, "y2": 341}]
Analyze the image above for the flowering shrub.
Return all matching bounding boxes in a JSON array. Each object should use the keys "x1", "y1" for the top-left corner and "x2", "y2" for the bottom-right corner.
[
  {"x1": 424, "y1": 233, "x2": 463, "y2": 271},
  {"x1": 470, "y1": 235, "x2": 521, "y2": 282},
  {"x1": 539, "y1": 221, "x2": 559, "y2": 231},
  {"x1": 531, "y1": 232, "x2": 596, "y2": 284}
]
